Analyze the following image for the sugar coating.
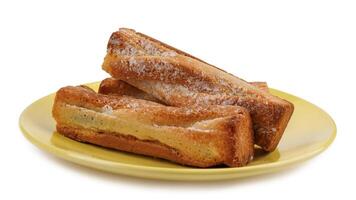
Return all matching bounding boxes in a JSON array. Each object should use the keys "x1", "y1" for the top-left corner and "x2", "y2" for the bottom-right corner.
[
  {"x1": 108, "y1": 31, "x2": 266, "y2": 107},
  {"x1": 102, "y1": 105, "x2": 113, "y2": 115}
]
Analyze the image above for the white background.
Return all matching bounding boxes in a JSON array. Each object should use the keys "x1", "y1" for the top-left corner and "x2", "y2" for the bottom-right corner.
[{"x1": 1, "y1": 0, "x2": 355, "y2": 199}]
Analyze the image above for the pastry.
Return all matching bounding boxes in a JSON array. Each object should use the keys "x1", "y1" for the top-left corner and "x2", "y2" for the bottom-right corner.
[
  {"x1": 52, "y1": 85, "x2": 254, "y2": 167},
  {"x1": 102, "y1": 28, "x2": 294, "y2": 151}
]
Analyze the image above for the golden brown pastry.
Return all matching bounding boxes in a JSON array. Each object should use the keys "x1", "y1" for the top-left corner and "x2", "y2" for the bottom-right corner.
[
  {"x1": 102, "y1": 28, "x2": 294, "y2": 151},
  {"x1": 52, "y1": 86, "x2": 254, "y2": 167}
]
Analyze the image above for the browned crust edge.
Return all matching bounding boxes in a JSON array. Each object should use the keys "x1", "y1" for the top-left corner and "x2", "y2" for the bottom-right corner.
[
  {"x1": 57, "y1": 125, "x2": 225, "y2": 168},
  {"x1": 224, "y1": 115, "x2": 254, "y2": 167}
]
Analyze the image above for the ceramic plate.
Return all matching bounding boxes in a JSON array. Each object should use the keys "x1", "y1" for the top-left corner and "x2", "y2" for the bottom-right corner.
[{"x1": 19, "y1": 82, "x2": 336, "y2": 181}]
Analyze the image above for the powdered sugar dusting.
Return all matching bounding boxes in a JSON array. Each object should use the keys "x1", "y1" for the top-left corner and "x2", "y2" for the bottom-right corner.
[
  {"x1": 108, "y1": 31, "x2": 246, "y2": 99},
  {"x1": 161, "y1": 51, "x2": 177, "y2": 57},
  {"x1": 102, "y1": 105, "x2": 113, "y2": 115},
  {"x1": 126, "y1": 102, "x2": 139, "y2": 109},
  {"x1": 129, "y1": 56, "x2": 137, "y2": 66},
  {"x1": 108, "y1": 31, "x2": 257, "y2": 99},
  {"x1": 138, "y1": 39, "x2": 177, "y2": 57},
  {"x1": 220, "y1": 98, "x2": 236, "y2": 105},
  {"x1": 109, "y1": 37, "x2": 121, "y2": 45},
  {"x1": 113, "y1": 43, "x2": 142, "y2": 56},
  {"x1": 143, "y1": 81, "x2": 240, "y2": 106},
  {"x1": 139, "y1": 39, "x2": 160, "y2": 55},
  {"x1": 109, "y1": 34, "x2": 177, "y2": 57}
]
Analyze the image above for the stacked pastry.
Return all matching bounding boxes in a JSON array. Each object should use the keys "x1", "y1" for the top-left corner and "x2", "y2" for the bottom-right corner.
[{"x1": 52, "y1": 28, "x2": 294, "y2": 167}]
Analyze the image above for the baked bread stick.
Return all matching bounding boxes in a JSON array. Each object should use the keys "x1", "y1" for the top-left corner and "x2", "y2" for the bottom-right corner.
[
  {"x1": 102, "y1": 28, "x2": 294, "y2": 151},
  {"x1": 52, "y1": 86, "x2": 254, "y2": 167}
]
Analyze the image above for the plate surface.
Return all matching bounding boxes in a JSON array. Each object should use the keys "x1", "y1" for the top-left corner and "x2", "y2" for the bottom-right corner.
[{"x1": 19, "y1": 82, "x2": 336, "y2": 181}]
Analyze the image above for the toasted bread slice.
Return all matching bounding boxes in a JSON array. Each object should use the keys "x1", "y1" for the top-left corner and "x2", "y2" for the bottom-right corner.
[
  {"x1": 52, "y1": 86, "x2": 254, "y2": 167},
  {"x1": 102, "y1": 28, "x2": 294, "y2": 151}
]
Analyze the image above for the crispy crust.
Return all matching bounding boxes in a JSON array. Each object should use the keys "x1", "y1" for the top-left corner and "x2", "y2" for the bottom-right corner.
[
  {"x1": 102, "y1": 28, "x2": 294, "y2": 151},
  {"x1": 52, "y1": 86, "x2": 254, "y2": 167},
  {"x1": 57, "y1": 125, "x2": 209, "y2": 167}
]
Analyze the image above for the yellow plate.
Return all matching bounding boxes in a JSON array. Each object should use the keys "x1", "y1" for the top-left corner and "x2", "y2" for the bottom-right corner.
[{"x1": 19, "y1": 82, "x2": 336, "y2": 181}]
